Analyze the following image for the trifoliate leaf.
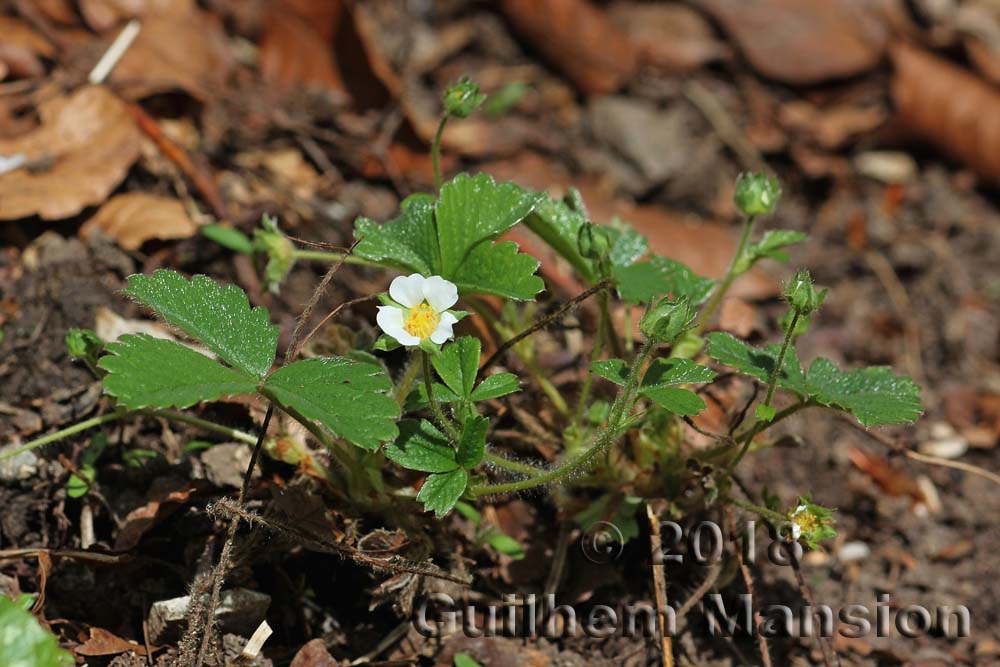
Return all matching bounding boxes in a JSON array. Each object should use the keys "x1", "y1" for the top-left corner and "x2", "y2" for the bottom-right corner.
[
  {"x1": 746, "y1": 229, "x2": 807, "y2": 265},
  {"x1": 354, "y1": 196, "x2": 439, "y2": 276},
  {"x1": 614, "y1": 255, "x2": 715, "y2": 305},
  {"x1": 385, "y1": 420, "x2": 458, "y2": 472},
  {"x1": 0, "y1": 596, "x2": 73, "y2": 667},
  {"x1": 805, "y1": 359, "x2": 922, "y2": 426},
  {"x1": 641, "y1": 387, "x2": 706, "y2": 415},
  {"x1": 708, "y1": 333, "x2": 922, "y2": 426},
  {"x1": 264, "y1": 358, "x2": 400, "y2": 450},
  {"x1": 433, "y1": 336, "x2": 481, "y2": 399},
  {"x1": 99, "y1": 334, "x2": 257, "y2": 409},
  {"x1": 354, "y1": 175, "x2": 544, "y2": 299},
  {"x1": 456, "y1": 415, "x2": 488, "y2": 468},
  {"x1": 470, "y1": 373, "x2": 519, "y2": 401},
  {"x1": 124, "y1": 270, "x2": 278, "y2": 378},
  {"x1": 523, "y1": 197, "x2": 599, "y2": 283},
  {"x1": 418, "y1": 468, "x2": 468, "y2": 517},
  {"x1": 642, "y1": 358, "x2": 717, "y2": 386},
  {"x1": 406, "y1": 382, "x2": 463, "y2": 410},
  {"x1": 706, "y1": 332, "x2": 809, "y2": 395}
]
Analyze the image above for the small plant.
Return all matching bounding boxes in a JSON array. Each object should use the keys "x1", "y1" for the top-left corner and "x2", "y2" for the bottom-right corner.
[{"x1": 8, "y1": 79, "x2": 923, "y2": 576}]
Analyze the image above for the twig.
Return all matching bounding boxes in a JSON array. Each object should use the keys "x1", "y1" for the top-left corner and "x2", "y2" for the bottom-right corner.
[
  {"x1": 480, "y1": 280, "x2": 611, "y2": 375},
  {"x1": 88, "y1": 19, "x2": 141, "y2": 84},
  {"x1": 725, "y1": 506, "x2": 772, "y2": 667},
  {"x1": 864, "y1": 251, "x2": 925, "y2": 387},
  {"x1": 685, "y1": 80, "x2": 766, "y2": 173},
  {"x1": 646, "y1": 504, "x2": 674, "y2": 667},
  {"x1": 839, "y1": 416, "x2": 1000, "y2": 486}
]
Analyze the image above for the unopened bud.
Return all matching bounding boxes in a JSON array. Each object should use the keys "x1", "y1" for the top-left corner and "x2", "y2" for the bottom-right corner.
[{"x1": 734, "y1": 172, "x2": 781, "y2": 217}]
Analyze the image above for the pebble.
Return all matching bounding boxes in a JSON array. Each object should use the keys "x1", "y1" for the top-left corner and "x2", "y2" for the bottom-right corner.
[{"x1": 0, "y1": 446, "x2": 39, "y2": 482}]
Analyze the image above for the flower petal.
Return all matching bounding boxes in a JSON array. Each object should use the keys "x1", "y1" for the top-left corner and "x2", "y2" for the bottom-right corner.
[
  {"x1": 429, "y1": 311, "x2": 458, "y2": 344},
  {"x1": 421, "y1": 275, "x2": 458, "y2": 312},
  {"x1": 377, "y1": 305, "x2": 420, "y2": 346},
  {"x1": 389, "y1": 274, "x2": 426, "y2": 308}
]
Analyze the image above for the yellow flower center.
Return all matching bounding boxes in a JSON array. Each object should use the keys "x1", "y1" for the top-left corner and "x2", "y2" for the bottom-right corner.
[{"x1": 404, "y1": 302, "x2": 440, "y2": 339}]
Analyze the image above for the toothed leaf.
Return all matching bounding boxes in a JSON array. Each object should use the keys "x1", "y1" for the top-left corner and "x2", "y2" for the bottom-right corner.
[
  {"x1": 641, "y1": 386, "x2": 706, "y2": 416},
  {"x1": 264, "y1": 358, "x2": 400, "y2": 450},
  {"x1": 99, "y1": 334, "x2": 257, "y2": 409},
  {"x1": 123, "y1": 270, "x2": 277, "y2": 377},
  {"x1": 456, "y1": 415, "x2": 488, "y2": 468},
  {"x1": 614, "y1": 255, "x2": 715, "y2": 305},
  {"x1": 385, "y1": 420, "x2": 458, "y2": 472},
  {"x1": 418, "y1": 468, "x2": 468, "y2": 517}
]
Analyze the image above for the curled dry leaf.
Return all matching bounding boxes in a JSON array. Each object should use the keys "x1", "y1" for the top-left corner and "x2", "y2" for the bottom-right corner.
[
  {"x1": 80, "y1": 193, "x2": 198, "y2": 250},
  {"x1": 76, "y1": 627, "x2": 150, "y2": 657},
  {"x1": 498, "y1": 0, "x2": 639, "y2": 94},
  {"x1": 78, "y1": 0, "x2": 195, "y2": 31},
  {"x1": 0, "y1": 17, "x2": 55, "y2": 79},
  {"x1": 692, "y1": 0, "x2": 888, "y2": 84},
  {"x1": 891, "y1": 42, "x2": 1000, "y2": 187},
  {"x1": 0, "y1": 85, "x2": 141, "y2": 220}
]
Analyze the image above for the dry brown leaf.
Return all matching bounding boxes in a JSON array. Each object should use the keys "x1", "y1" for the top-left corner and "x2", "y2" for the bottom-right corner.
[
  {"x1": 779, "y1": 100, "x2": 888, "y2": 150},
  {"x1": 76, "y1": 627, "x2": 150, "y2": 657},
  {"x1": 34, "y1": 0, "x2": 80, "y2": 25},
  {"x1": 891, "y1": 42, "x2": 1000, "y2": 187},
  {"x1": 108, "y1": 7, "x2": 233, "y2": 100},
  {"x1": 692, "y1": 0, "x2": 888, "y2": 84},
  {"x1": 259, "y1": 0, "x2": 347, "y2": 94},
  {"x1": 80, "y1": 193, "x2": 197, "y2": 249},
  {"x1": 0, "y1": 17, "x2": 56, "y2": 58},
  {"x1": 608, "y1": 2, "x2": 731, "y2": 73},
  {"x1": 290, "y1": 639, "x2": 337, "y2": 667},
  {"x1": 499, "y1": 0, "x2": 639, "y2": 94},
  {"x1": 0, "y1": 85, "x2": 141, "y2": 220},
  {"x1": 114, "y1": 481, "x2": 209, "y2": 551}
]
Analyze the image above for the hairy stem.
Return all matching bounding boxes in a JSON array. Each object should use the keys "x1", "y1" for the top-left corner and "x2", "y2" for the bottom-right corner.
[
  {"x1": 694, "y1": 215, "x2": 755, "y2": 335},
  {"x1": 470, "y1": 342, "x2": 652, "y2": 497},
  {"x1": 1, "y1": 408, "x2": 129, "y2": 461},
  {"x1": 431, "y1": 114, "x2": 448, "y2": 191},
  {"x1": 725, "y1": 494, "x2": 787, "y2": 525},
  {"x1": 394, "y1": 354, "x2": 422, "y2": 407},
  {"x1": 762, "y1": 309, "x2": 800, "y2": 409},
  {"x1": 421, "y1": 350, "x2": 461, "y2": 442},
  {"x1": 482, "y1": 451, "x2": 546, "y2": 477}
]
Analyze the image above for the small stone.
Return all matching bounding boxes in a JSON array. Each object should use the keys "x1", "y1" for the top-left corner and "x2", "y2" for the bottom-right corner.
[
  {"x1": 853, "y1": 150, "x2": 918, "y2": 184},
  {"x1": 148, "y1": 588, "x2": 270, "y2": 644},
  {"x1": 0, "y1": 446, "x2": 39, "y2": 482},
  {"x1": 201, "y1": 443, "x2": 257, "y2": 488},
  {"x1": 837, "y1": 541, "x2": 871, "y2": 563}
]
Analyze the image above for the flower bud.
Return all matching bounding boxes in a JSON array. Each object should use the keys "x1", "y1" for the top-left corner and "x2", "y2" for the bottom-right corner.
[
  {"x1": 640, "y1": 297, "x2": 696, "y2": 343},
  {"x1": 255, "y1": 215, "x2": 296, "y2": 294},
  {"x1": 443, "y1": 77, "x2": 486, "y2": 119},
  {"x1": 783, "y1": 270, "x2": 826, "y2": 315},
  {"x1": 734, "y1": 172, "x2": 781, "y2": 217},
  {"x1": 577, "y1": 222, "x2": 611, "y2": 261}
]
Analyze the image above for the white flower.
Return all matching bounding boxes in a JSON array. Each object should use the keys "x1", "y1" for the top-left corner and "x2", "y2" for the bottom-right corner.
[{"x1": 376, "y1": 274, "x2": 459, "y2": 346}]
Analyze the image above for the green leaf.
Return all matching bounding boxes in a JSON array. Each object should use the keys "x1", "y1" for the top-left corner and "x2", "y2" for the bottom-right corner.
[
  {"x1": 522, "y1": 197, "x2": 599, "y2": 283},
  {"x1": 746, "y1": 230, "x2": 807, "y2": 264},
  {"x1": 385, "y1": 420, "x2": 458, "y2": 472},
  {"x1": 485, "y1": 531, "x2": 525, "y2": 560},
  {"x1": 124, "y1": 270, "x2": 278, "y2": 378},
  {"x1": 642, "y1": 358, "x2": 717, "y2": 386},
  {"x1": 708, "y1": 333, "x2": 922, "y2": 426},
  {"x1": 755, "y1": 404, "x2": 777, "y2": 421},
  {"x1": 264, "y1": 358, "x2": 400, "y2": 450},
  {"x1": 201, "y1": 224, "x2": 254, "y2": 254},
  {"x1": 607, "y1": 223, "x2": 649, "y2": 269},
  {"x1": 66, "y1": 463, "x2": 95, "y2": 498},
  {"x1": 805, "y1": 359, "x2": 922, "y2": 426},
  {"x1": 418, "y1": 468, "x2": 468, "y2": 517},
  {"x1": 590, "y1": 359, "x2": 629, "y2": 385},
  {"x1": 354, "y1": 196, "x2": 439, "y2": 276},
  {"x1": 433, "y1": 336, "x2": 480, "y2": 399},
  {"x1": 456, "y1": 416, "x2": 488, "y2": 468},
  {"x1": 614, "y1": 255, "x2": 715, "y2": 305},
  {"x1": 436, "y1": 173, "x2": 543, "y2": 273},
  {"x1": 470, "y1": 373, "x2": 519, "y2": 401},
  {"x1": 0, "y1": 596, "x2": 74, "y2": 667},
  {"x1": 354, "y1": 174, "x2": 545, "y2": 300},
  {"x1": 450, "y1": 239, "x2": 544, "y2": 300},
  {"x1": 706, "y1": 332, "x2": 809, "y2": 395},
  {"x1": 99, "y1": 334, "x2": 258, "y2": 409},
  {"x1": 641, "y1": 387, "x2": 706, "y2": 415},
  {"x1": 454, "y1": 652, "x2": 482, "y2": 667}
]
